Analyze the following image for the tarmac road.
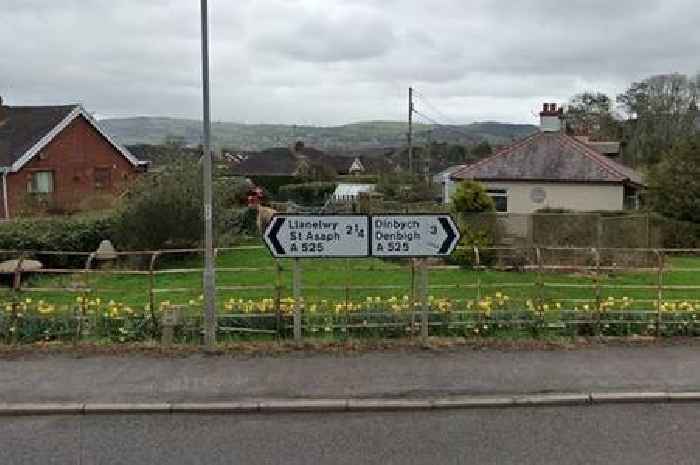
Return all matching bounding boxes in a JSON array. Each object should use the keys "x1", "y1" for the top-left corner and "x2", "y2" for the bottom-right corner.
[{"x1": 2, "y1": 404, "x2": 698, "y2": 465}]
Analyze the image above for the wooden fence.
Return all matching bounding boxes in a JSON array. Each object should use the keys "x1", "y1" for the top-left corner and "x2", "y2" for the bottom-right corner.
[{"x1": 1, "y1": 246, "x2": 700, "y2": 344}]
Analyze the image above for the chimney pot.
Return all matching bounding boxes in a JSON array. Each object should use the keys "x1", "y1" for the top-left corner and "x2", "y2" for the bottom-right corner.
[{"x1": 539, "y1": 101, "x2": 562, "y2": 132}]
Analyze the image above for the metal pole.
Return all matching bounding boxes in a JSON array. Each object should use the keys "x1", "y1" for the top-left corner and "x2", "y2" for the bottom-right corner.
[
  {"x1": 201, "y1": 0, "x2": 216, "y2": 348},
  {"x1": 293, "y1": 259, "x2": 302, "y2": 342},
  {"x1": 420, "y1": 260, "x2": 429, "y2": 339},
  {"x1": 408, "y1": 87, "x2": 413, "y2": 174}
]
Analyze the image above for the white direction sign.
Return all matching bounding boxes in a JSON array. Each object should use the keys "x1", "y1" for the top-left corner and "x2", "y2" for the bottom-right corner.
[
  {"x1": 371, "y1": 214, "x2": 461, "y2": 257},
  {"x1": 264, "y1": 215, "x2": 370, "y2": 258}
]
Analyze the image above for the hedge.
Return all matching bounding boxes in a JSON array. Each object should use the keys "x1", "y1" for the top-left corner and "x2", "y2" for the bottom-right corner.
[
  {"x1": 0, "y1": 215, "x2": 117, "y2": 267},
  {"x1": 278, "y1": 182, "x2": 337, "y2": 206}
]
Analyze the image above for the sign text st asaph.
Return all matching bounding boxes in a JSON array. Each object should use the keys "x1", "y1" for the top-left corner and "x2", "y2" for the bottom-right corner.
[{"x1": 264, "y1": 214, "x2": 460, "y2": 258}]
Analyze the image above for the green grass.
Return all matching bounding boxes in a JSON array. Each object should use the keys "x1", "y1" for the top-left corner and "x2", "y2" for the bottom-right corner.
[{"x1": 4, "y1": 244, "x2": 700, "y2": 314}]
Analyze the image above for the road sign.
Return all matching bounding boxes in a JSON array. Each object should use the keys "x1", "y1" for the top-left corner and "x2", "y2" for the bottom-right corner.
[
  {"x1": 264, "y1": 215, "x2": 370, "y2": 258},
  {"x1": 371, "y1": 214, "x2": 460, "y2": 257}
]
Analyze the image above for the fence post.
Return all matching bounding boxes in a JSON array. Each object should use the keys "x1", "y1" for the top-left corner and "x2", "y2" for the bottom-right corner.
[
  {"x1": 293, "y1": 258, "x2": 302, "y2": 342},
  {"x1": 654, "y1": 249, "x2": 664, "y2": 337},
  {"x1": 9, "y1": 253, "x2": 25, "y2": 345},
  {"x1": 275, "y1": 260, "x2": 283, "y2": 339},
  {"x1": 344, "y1": 258, "x2": 351, "y2": 310},
  {"x1": 77, "y1": 253, "x2": 95, "y2": 345},
  {"x1": 592, "y1": 248, "x2": 601, "y2": 337},
  {"x1": 473, "y1": 247, "x2": 481, "y2": 301},
  {"x1": 409, "y1": 259, "x2": 416, "y2": 334},
  {"x1": 148, "y1": 252, "x2": 161, "y2": 339},
  {"x1": 420, "y1": 259, "x2": 429, "y2": 339},
  {"x1": 535, "y1": 247, "x2": 544, "y2": 331},
  {"x1": 596, "y1": 214, "x2": 603, "y2": 249}
]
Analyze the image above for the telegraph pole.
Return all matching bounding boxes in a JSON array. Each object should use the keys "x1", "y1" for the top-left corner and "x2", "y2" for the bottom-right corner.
[
  {"x1": 408, "y1": 87, "x2": 414, "y2": 175},
  {"x1": 425, "y1": 129, "x2": 432, "y2": 183},
  {"x1": 201, "y1": 0, "x2": 216, "y2": 348}
]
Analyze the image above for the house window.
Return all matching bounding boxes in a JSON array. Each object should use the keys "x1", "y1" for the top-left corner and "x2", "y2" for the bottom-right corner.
[
  {"x1": 94, "y1": 168, "x2": 111, "y2": 190},
  {"x1": 487, "y1": 189, "x2": 508, "y2": 212},
  {"x1": 28, "y1": 171, "x2": 54, "y2": 194}
]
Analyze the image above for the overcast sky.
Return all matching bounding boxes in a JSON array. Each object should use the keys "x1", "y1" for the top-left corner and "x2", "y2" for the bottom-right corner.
[{"x1": 1, "y1": 0, "x2": 699, "y2": 125}]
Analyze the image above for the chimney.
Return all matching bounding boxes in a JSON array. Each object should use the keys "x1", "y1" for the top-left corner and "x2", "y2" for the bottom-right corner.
[
  {"x1": 539, "y1": 102, "x2": 562, "y2": 133},
  {"x1": 0, "y1": 97, "x2": 6, "y2": 124}
]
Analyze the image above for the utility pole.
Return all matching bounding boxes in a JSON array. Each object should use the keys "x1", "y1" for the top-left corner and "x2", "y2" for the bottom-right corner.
[
  {"x1": 200, "y1": 0, "x2": 216, "y2": 349},
  {"x1": 425, "y1": 129, "x2": 432, "y2": 183},
  {"x1": 408, "y1": 87, "x2": 414, "y2": 175}
]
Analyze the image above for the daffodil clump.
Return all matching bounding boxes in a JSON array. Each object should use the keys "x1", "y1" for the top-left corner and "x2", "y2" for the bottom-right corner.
[{"x1": 2, "y1": 292, "x2": 700, "y2": 343}]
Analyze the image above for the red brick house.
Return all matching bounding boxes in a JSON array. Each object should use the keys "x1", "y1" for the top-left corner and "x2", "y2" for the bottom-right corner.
[{"x1": 0, "y1": 98, "x2": 148, "y2": 218}]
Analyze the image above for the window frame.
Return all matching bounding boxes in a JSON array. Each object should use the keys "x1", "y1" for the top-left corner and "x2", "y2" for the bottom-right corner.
[
  {"x1": 94, "y1": 166, "x2": 112, "y2": 190},
  {"x1": 486, "y1": 188, "x2": 508, "y2": 213},
  {"x1": 27, "y1": 170, "x2": 55, "y2": 194}
]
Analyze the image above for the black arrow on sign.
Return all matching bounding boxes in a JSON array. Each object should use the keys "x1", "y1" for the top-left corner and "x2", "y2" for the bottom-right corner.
[
  {"x1": 268, "y1": 217, "x2": 286, "y2": 255},
  {"x1": 438, "y1": 217, "x2": 457, "y2": 254}
]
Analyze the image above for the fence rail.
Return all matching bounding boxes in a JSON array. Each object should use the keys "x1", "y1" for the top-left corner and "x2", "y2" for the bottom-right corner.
[{"x1": 1, "y1": 245, "x2": 700, "y2": 344}]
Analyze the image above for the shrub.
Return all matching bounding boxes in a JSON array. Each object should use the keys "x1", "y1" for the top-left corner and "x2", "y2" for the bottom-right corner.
[
  {"x1": 449, "y1": 181, "x2": 498, "y2": 267},
  {"x1": 376, "y1": 173, "x2": 437, "y2": 203},
  {"x1": 114, "y1": 160, "x2": 248, "y2": 250},
  {"x1": 0, "y1": 214, "x2": 116, "y2": 267},
  {"x1": 278, "y1": 182, "x2": 337, "y2": 206},
  {"x1": 647, "y1": 134, "x2": 700, "y2": 223}
]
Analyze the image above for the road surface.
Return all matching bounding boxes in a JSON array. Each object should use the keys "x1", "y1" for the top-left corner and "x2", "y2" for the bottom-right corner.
[{"x1": 2, "y1": 404, "x2": 698, "y2": 465}]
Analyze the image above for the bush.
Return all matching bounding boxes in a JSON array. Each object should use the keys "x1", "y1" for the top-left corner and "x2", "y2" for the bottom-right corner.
[
  {"x1": 448, "y1": 181, "x2": 497, "y2": 267},
  {"x1": 376, "y1": 173, "x2": 437, "y2": 203},
  {"x1": 0, "y1": 215, "x2": 116, "y2": 267},
  {"x1": 115, "y1": 160, "x2": 248, "y2": 250},
  {"x1": 278, "y1": 182, "x2": 337, "y2": 206},
  {"x1": 647, "y1": 134, "x2": 700, "y2": 222}
]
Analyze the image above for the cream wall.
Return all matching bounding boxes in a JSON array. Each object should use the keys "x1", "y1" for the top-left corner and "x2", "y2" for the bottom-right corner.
[{"x1": 447, "y1": 180, "x2": 624, "y2": 214}]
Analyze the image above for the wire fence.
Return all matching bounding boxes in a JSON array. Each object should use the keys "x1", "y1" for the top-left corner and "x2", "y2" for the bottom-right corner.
[{"x1": 1, "y1": 245, "x2": 700, "y2": 344}]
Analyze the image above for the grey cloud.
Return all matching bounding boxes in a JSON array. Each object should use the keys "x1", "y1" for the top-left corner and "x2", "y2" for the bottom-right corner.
[
  {"x1": 251, "y1": 9, "x2": 395, "y2": 62},
  {"x1": 1, "y1": 0, "x2": 699, "y2": 125}
]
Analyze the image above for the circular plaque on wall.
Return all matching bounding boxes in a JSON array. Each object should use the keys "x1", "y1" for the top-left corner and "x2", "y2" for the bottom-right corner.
[{"x1": 530, "y1": 187, "x2": 546, "y2": 203}]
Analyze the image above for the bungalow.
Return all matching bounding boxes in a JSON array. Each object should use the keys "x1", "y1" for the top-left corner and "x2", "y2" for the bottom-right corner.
[
  {"x1": 449, "y1": 103, "x2": 645, "y2": 214},
  {"x1": 0, "y1": 98, "x2": 148, "y2": 218}
]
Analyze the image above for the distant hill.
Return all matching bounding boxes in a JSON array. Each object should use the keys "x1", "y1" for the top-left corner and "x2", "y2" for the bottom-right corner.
[{"x1": 101, "y1": 117, "x2": 537, "y2": 151}]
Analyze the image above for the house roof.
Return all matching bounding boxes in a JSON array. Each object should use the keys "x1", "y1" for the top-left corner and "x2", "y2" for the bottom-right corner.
[
  {"x1": 229, "y1": 145, "x2": 376, "y2": 177},
  {"x1": 574, "y1": 136, "x2": 621, "y2": 156},
  {"x1": 452, "y1": 131, "x2": 644, "y2": 187},
  {"x1": 433, "y1": 164, "x2": 466, "y2": 182},
  {"x1": 230, "y1": 147, "x2": 299, "y2": 176},
  {"x1": 0, "y1": 104, "x2": 146, "y2": 172}
]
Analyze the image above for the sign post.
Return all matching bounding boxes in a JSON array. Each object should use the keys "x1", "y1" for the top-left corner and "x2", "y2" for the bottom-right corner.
[{"x1": 264, "y1": 213, "x2": 460, "y2": 341}]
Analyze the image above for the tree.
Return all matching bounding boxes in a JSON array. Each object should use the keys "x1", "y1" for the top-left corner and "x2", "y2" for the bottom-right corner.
[
  {"x1": 446, "y1": 144, "x2": 467, "y2": 163},
  {"x1": 647, "y1": 134, "x2": 700, "y2": 223},
  {"x1": 115, "y1": 159, "x2": 248, "y2": 250},
  {"x1": 376, "y1": 172, "x2": 437, "y2": 203},
  {"x1": 617, "y1": 73, "x2": 700, "y2": 166},
  {"x1": 470, "y1": 141, "x2": 493, "y2": 160},
  {"x1": 450, "y1": 180, "x2": 495, "y2": 214},
  {"x1": 448, "y1": 181, "x2": 499, "y2": 267},
  {"x1": 565, "y1": 92, "x2": 620, "y2": 140}
]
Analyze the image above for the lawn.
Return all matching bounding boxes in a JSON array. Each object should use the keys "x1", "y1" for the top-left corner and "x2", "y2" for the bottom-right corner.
[
  {"x1": 3, "y1": 244, "x2": 700, "y2": 343},
  {"x1": 4, "y1": 244, "x2": 700, "y2": 313}
]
